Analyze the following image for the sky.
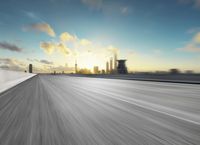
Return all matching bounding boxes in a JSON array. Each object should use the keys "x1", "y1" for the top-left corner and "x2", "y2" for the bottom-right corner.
[{"x1": 0, "y1": 0, "x2": 200, "y2": 73}]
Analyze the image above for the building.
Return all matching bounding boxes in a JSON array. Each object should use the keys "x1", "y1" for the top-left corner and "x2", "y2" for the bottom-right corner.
[
  {"x1": 29, "y1": 64, "x2": 32, "y2": 73},
  {"x1": 110, "y1": 57, "x2": 113, "y2": 73},
  {"x1": 93, "y1": 66, "x2": 99, "y2": 74},
  {"x1": 114, "y1": 53, "x2": 117, "y2": 71},
  {"x1": 106, "y1": 61, "x2": 109, "y2": 74},
  {"x1": 117, "y1": 60, "x2": 128, "y2": 74},
  {"x1": 75, "y1": 60, "x2": 78, "y2": 74}
]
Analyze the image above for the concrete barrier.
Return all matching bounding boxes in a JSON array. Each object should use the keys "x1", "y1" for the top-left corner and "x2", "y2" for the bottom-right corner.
[{"x1": 0, "y1": 69, "x2": 36, "y2": 93}]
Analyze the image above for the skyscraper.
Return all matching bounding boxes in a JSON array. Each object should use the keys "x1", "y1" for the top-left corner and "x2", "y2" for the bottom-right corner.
[
  {"x1": 93, "y1": 66, "x2": 99, "y2": 74},
  {"x1": 114, "y1": 53, "x2": 117, "y2": 71},
  {"x1": 106, "y1": 61, "x2": 109, "y2": 74},
  {"x1": 29, "y1": 64, "x2": 32, "y2": 73},
  {"x1": 110, "y1": 57, "x2": 113, "y2": 73},
  {"x1": 75, "y1": 60, "x2": 78, "y2": 74}
]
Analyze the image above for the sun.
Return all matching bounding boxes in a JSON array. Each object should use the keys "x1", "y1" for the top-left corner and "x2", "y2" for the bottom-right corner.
[{"x1": 78, "y1": 53, "x2": 104, "y2": 71}]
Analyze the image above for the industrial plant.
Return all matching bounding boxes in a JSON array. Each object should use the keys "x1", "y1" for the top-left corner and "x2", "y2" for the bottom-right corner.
[{"x1": 105, "y1": 53, "x2": 128, "y2": 74}]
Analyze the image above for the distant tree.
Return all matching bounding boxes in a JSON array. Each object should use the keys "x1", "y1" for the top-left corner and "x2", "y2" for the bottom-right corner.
[
  {"x1": 101, "y1": 69, "x2": 105, "y2": 74},
  {"x1": 185, "y1": 70, "x2": 194, "y2": 74},
  {"x1": 78, "y1": 68, "x2": 92, "y2": 74},
  {"x1": 169, "y1": 69, "x2": 180, "y2": 74}
]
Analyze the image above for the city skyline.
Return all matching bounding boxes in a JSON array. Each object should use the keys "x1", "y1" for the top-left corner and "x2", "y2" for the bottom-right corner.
[{"x1": 1, "y1": 0, "x2": 200, "y2": 73}]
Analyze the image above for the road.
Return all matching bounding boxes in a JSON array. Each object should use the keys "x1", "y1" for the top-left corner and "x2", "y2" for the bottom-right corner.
[{"x1": 0, "y1": 75, "x2": 200, "y2": 145}]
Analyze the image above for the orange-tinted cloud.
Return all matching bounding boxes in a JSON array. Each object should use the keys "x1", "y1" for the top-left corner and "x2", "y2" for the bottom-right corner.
[
  {"x1": 57, "y1": 43, "x2": 71, "y2": 56},
  {"x1": 40, "y1": 42, "x2": 56, "y2": 54},
  {"x1": 180, "y1": 32, "x2": 200, "y2": 52},
  {"x1": 60, "y1": 32, "x2": 76, "y2": 42},
  {"x1": 24, "y1": 23, "x2": 55, "y2": 37}
]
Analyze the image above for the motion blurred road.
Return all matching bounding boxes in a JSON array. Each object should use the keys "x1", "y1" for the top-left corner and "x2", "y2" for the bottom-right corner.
[{"x1": 0, "y1": 75, "x2": 200, "y2": 145}]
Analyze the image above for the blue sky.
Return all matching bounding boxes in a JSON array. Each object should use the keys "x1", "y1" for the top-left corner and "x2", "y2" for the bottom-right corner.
[{"x1": 0, "y1": 0, "x2": 200, "y2": 73}]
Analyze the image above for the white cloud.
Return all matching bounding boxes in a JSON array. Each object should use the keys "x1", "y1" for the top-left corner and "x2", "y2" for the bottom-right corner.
[
  {"x1": 80, "y1": 39, "x2": 92, "y2": 46},
  {"x1": 106, "y1": 45, "x2": 119, "y2": 54},
  {"x1": 23, "y1": 23, "x2": 56, "y2": 37}
]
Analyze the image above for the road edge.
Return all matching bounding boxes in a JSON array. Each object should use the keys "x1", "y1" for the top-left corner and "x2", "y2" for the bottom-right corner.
[{"x1": 0, "y1": 74, "x2": 38, "y2": 95}]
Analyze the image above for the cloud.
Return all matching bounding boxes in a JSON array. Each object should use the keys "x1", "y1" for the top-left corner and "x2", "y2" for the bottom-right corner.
[
  {"x1": 25, "y1": 58, "x2": 75, "y2": 73},
  {"x1": 27, "y1": 58, "x2": 53, "y2": 64},
  {"x1": 178, "y1": 0, "x2": 200, "y2": 8},
  {"x1": 40, "y1": 42, "x2": 56, "y2": 54},
  {"x1": 51, "y1": 63, "x2": 74, "y2": 72},
  {"x1": 107, "y1": 45, "x2": 119, "y2": 54},
  {"x1": 181, "y1": 43, "x2": 200, "y2": 52},
  {"x1": 0, "y1": 58, "x2": 26, "y2": 71},
  {"x1": 40, "y1": 59, "x2": 54, "y2": 65},
  {"x1": 23, "y1": 23, "x2": 55, "y2": 37},
  {"x1": 81, "y1": 0, "x2": 131, "y2": 15},
  {"x1": 57, "y1": 43, "x2": 71, "y2": 56},
  {"x1": 40, "y1": 41, "x2": 71, "y2": 56},
  {"x1": 26, "y1": 58, "x2": 37, "y2": 62},
  {"x1": 26, "y1": 12, "x2": 37, "y2": 19},
  {"x1": 120, "y1": 6, "x2": 131, "y2": 15},
  {"x1": 80, "y1": 39, "x2": 92, "y2": 46},
  {"x1": 194, "y1": 32, "x2": 200, "y2": 43},
  {"x1": 187, "y1": 27, "x2": 200, "y2": 33},
  {"x1": 22, "y1": 11, "x2": 41, "y2": 20},
  {"x1": 39, "y1": 30, "x2": 122, "y2": 70},
  {"x1": 0, "y1": 41, "x2": 23, "y2": 52},
  {"x1": 180, "y1": 32, "x2": 200, "y2": 52},
  {"x1": 81, "y1": 0, "x2": 103, "y2": 9},
  {"x1": 60, "y1": 32, "x2": 76, "y2": 42}
]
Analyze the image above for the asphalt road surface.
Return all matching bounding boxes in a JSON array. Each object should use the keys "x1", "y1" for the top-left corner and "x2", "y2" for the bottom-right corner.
[{"x1": 0, "y1": 75, "x2": 200, "y2": 145}]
